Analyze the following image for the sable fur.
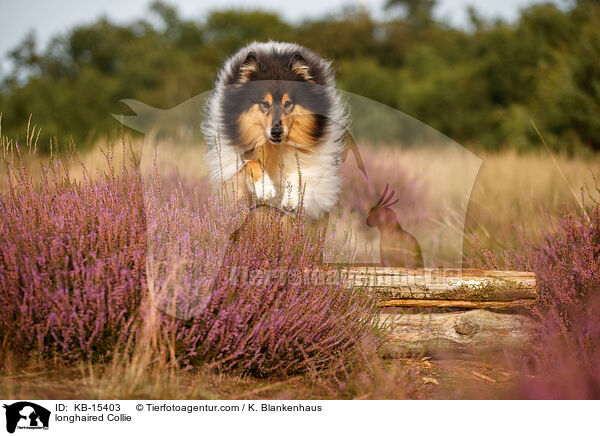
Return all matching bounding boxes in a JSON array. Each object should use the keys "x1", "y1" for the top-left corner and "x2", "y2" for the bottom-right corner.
[{"x1": 202, "y1": 41, "x2": 349, "y2": 220}]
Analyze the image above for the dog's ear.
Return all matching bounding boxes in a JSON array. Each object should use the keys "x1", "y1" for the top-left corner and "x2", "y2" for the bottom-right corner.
[
  {"x1": 288, "y1": 52, "x2": 314, "y2": 83},
  {"x1": 238, "y1": 52, "x2": 259, "y2": 83}
]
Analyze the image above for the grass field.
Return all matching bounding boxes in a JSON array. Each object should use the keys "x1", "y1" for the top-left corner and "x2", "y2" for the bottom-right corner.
[{"x1": 1, "y1": 132, "x2": 599, "y2": 400}]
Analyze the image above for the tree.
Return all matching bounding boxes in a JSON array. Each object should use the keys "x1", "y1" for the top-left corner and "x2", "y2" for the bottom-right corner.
[{"x1": 385, "y1": 0, "x2": 437, "y2": 27}]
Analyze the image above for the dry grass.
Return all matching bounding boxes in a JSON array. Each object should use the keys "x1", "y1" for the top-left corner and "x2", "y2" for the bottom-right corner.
[
  {"x1": 338, "y1": 144, "x2": 599, "y2": 264},
  {"x1": 15, "y1": 136, "x2": 597, "y2": 249},
  {"x1": 464, "y1": 149, "x2": 600, "y2": 260},
  {"x1": 1, "y1": 350, "x2": 516, "y2": 400}
]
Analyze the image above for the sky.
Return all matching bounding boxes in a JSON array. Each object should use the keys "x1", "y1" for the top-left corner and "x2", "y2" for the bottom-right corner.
[{"x1": 0, "y1": 0, "x2": 564, "y2": 69}]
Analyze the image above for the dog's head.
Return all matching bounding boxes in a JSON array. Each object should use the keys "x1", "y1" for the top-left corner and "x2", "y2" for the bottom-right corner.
[{"x1": 221, "y1": 49, "x2": 332, "y2": 151}]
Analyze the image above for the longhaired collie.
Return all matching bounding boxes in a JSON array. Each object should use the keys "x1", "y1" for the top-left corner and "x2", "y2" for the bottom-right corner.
[{"x1": 202, "y1": 41, "x2": 349, "y2": 220}]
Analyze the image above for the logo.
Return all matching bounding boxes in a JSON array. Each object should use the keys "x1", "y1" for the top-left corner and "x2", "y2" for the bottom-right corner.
[{"x1": 2, "y1": 402, "x2": 50, "y2": 434}]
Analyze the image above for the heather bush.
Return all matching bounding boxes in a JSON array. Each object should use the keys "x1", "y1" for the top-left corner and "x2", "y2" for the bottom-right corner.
[
  {"x1": 529, "y1": 206, "x2": 600, "y2": 311},
  {"x1": 0, "y1": 133, "x2": 383, "y2": 375},
  {"x1": 515, "y1": 203, "x2": 600, "y2": 399},
  {"x1": 146, "y1": 170, "x2": 383, "y2": 377},
  {"x1": 0, "y1": 144, "x2": 146, "y2": 362},
  {"x1": 472, "y1": 187, "x2": 600, "y2": 398}
]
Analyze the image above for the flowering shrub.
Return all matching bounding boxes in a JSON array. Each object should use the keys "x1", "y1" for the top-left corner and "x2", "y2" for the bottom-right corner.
[
  {"x1": 515, "y1": 204, "x2": 600, "y2": 399},
  {"x1": 147, "y1": 175, "x2": 382, "y2": 377},
  {"x1": 472, "y1": 192, "x2": 600, "y2": 398},
  {"x1": 0, "y1": 141, "x2": 383, "y2": 375},
  {"x1": 529, "y1": 206, "x2": 600, "y2": 310},
  {"x1": 0, "y1": 150, "x2": 146, "y2": 361}
]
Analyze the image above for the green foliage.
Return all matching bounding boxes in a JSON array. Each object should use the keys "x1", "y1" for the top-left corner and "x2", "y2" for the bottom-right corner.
[
  {"x1": 1, "y1": 1, "x2": 600, "y2": 153},
  {"x1": 385, "y1": 0, "x2": 437, "y2": 28}
]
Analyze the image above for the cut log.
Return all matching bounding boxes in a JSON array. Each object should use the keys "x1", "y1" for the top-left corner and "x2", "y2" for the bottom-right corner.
[
  {"x1": 338, "y1": 267, "x2": 538, "y2": 307},
  {"x1": 377, "y1": 298, "x2": 536, "y2": 310},
  {"x1": 379, "y1": 309, "x2": 538, "y2": 359},
  {"x1": 334, "y1": 268, "x2": 539, "y2": 357}
]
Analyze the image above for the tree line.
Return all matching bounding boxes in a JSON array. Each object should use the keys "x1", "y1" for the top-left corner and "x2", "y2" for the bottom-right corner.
[{"x1": 1, "y1": 0, "x2": 599, "y2": 154}]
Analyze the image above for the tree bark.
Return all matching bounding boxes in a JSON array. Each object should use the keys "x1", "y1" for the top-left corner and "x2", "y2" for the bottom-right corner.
[
  {"x1": 379, "y1": 309, "x2": 538, "y2": 359},
  {"x1": 377, "y1": 298, "x2": 535, "y2": 310},
  {"x1": 337, "y1": 266, "x2": 538, "y2": 304}
]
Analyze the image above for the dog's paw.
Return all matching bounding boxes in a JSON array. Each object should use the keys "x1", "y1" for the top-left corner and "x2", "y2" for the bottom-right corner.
[
  {"x1": 254, "y1": 174, "x2": 277, "y2": 201},
  {"x1": 281, "y1": 180, "x2": 301, "y2": 213}
]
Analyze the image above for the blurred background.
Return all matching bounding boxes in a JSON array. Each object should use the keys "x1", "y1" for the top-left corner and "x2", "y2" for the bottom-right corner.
[{"x1": 1, "y1": 0, "x2": 598, "y2": 155}]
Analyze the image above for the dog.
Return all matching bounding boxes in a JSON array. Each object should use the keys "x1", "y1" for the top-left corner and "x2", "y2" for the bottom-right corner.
[{"x1": 202, "y1": 41, "x2": 349, "y2": 221}]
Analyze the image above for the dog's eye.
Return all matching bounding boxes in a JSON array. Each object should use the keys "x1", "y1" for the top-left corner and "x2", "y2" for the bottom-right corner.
[
  {"x1": 283, "y1": 100, "x2": 293, "y2": 108},
  {"x1": 261, "y1": 101, "x2": 271, "y2": 109}
]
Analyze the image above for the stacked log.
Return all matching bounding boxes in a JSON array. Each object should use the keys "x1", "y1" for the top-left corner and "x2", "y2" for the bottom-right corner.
[{"x1": 339, "y1": 267, "x2": 539, "y2": 359}]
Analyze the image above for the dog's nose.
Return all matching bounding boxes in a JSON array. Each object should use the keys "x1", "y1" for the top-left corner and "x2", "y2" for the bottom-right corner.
[{"x1": 271, "y1": 123, "x2": 283, "y2": 138}]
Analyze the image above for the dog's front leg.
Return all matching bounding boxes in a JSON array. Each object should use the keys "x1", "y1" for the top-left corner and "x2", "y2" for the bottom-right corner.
[
  {"x1": 245, "y1": 160, "x2": 276, "y2": 202},
  {"x1": 280, "y1": 176, "x2": 303, "y2": 214}
]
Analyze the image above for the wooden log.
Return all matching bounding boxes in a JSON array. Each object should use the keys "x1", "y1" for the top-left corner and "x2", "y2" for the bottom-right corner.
[
  {"x1": 378, "y1": 309, "x2": 538, "y2": 359},
  {"x1": 377, "y1": 298, "x2": 536, "y2": 310},
  {"x1": 338, "y1": 267, "x2": 538, "y2": 305}
]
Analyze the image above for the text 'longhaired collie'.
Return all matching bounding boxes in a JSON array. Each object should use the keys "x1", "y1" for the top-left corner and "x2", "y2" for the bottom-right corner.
[{"x1": 202, "y1": 41, "x2": 349, "y2": 221}]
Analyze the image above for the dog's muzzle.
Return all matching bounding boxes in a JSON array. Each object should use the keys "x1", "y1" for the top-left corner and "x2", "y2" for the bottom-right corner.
[{"x1": 270, "y1": 122, "x2": 283, "y2": 143}]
